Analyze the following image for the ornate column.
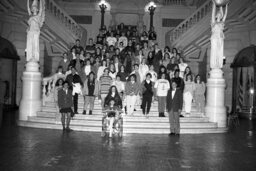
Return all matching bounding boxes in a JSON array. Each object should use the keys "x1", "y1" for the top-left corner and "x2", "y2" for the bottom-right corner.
[
  {"x1": 19, "y1": 0, "x2": 45, "y2": 120},
  {"x1": 148, "y1": 3, "x2": 156, "y2": 31},
  {"x1": 99, "y1": 1, "x2": 107, "y2": 29},
  {"x1": 205, "y1": 0, "x2": 229, "y2": 127}
]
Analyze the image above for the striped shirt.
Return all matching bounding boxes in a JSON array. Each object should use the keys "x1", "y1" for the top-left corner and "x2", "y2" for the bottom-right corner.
[{"x1": 99, "y1": 75, "x2": 112, "y2": 95}]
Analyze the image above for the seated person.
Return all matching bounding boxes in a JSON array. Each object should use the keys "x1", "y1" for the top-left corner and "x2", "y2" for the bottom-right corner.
[
  {"x1": 104, "y1": 85, "x2": 122, "y2": 109},
  {"x1": 102, "y1": 98, "x2": 122, "y2": 138}
]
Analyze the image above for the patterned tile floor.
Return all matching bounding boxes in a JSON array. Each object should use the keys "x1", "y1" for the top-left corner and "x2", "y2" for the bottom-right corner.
[{"x1": 0, "y1": 112, "x2": 256, "y2": 171}]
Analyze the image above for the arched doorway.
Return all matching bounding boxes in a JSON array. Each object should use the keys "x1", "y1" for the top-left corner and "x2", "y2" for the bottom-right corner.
[
  {"x1": 231, "y1": 45, "x2": 256, "y2": 118},
  {"x1": 0, "y1": 36, "x2": 20, "y2": 108}
]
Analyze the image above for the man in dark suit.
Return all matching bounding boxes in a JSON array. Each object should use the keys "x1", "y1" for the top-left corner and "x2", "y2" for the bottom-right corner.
[
  {"x1": 65, "y1": 67, "x2": 83, "y2": 115},
  {"x1": 166, "y1": 81, "x2": 183, "y2": 136}
]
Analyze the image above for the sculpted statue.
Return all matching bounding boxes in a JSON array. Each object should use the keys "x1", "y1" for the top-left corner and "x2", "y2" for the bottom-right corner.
[
  {"x1": 210, "y1": 0, "x2": 228, "y2": 69},
  {"x1": 26, "y1": 0, "x2": 45, "y2": 62}
]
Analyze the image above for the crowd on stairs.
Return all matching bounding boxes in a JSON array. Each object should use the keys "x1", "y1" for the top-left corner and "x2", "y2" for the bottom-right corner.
[{"x1": 46, "y1": 23, "x2": 206, "y2": 136}]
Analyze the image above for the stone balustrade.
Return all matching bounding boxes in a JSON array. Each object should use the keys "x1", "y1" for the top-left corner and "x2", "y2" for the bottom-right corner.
[
  {"x1": 162, "y1": 0, "x2": 186, "y2": 5},
  {"x1": 170, "y1": 0, "x2": 212, "y2": 43},
  {"x1": 45, "y1": 0, "x2": 82, "y2": 39},
  {"x1": 42, "y1": 73, "x2": 65, "y2": 106}
]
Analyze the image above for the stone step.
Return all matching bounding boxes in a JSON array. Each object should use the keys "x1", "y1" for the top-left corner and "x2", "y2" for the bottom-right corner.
[
  {"x1": 38, "y1": 108, "x2": 203, "y2": 116},
  {"x1": 28, "y1": 116, "x2": 216, "y2": 128},
  {"x1": 44, "y1": 98, "x2": 198, "y2": 107},
  {"x1": 18, "y1": 119, "x2": 227, "y2": 134},
  {"x1": 36, "y1": 112, "x2": 209, "y2": 122}
]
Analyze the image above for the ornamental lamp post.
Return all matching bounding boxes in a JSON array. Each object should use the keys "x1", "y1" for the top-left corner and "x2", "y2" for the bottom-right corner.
[
  {"x1": 99, "y1": 0, "x2": 107, "y2": 30},
  {"x1": 147, "y1": 1, "x2": 156, "y2": 32}
]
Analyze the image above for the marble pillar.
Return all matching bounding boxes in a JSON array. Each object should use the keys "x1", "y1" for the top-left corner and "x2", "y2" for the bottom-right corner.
[
  {"x1": 19, "y1": 61, "x2": 42, "y2": 121},
  {"x1": 205, "y1": 69, "x2": 226, "y2": 127}
]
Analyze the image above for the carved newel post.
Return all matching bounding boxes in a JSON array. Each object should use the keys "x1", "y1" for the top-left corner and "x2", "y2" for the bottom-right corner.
[
  {"x1": 19, "y1": 0, "x2": 45, "y2": 121},
  {"x1": 205, "y1": 0, "x2": 229, "y2": 127}
]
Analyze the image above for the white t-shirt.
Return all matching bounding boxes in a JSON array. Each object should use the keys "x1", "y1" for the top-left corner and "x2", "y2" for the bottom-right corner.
[
  {"x1": 106, "y1": 36, "x2": 117, "y2": 46},
  {"x1": 178, "y1": 63, "x2": 188, "y2": 78},
  {"x1": 118, "y1": 36, "x2": 128, "y2": 47},
  {"x1": 154, "y1": 79, "x2": 170, "y2": 97},
  {"x1": 84, "y1": 65, "x2": 91, "y2": 76}
]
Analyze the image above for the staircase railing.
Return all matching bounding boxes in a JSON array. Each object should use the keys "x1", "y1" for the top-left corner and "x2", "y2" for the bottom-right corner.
[
  {"x1": 45, "y1": 0, "x2": 82, "y2": 39},
  {"x1": 162, "y1": 0, "x2": 186, "y2": 5},
  {"x1": 42, "y1": 74, "x2": 66, "y2": 106},
  {"x1": 170, "y1": 0, "x2": 212, "y2": 43}
]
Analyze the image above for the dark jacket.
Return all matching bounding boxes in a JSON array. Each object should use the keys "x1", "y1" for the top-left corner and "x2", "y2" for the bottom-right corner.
[
  {"x1": 141, "y1": 80, "x2": 155, "y2": 97},
  {"x1": 58, "y1": 89, "x2": 73, "y2": 109},
  {"x1": 65, "y1": 73, "x2": 83, "y2": 89},
  {"x1": 166, "y1": 89, "x2": 183, "y2": 112}
]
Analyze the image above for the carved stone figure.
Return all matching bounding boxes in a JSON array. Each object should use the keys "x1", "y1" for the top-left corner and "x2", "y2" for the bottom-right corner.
[
  {"x1": 210, "y1": 0, "x2": 228, "y2": 69},
  {"x1": 26, "y1": 0, "x2": 45, "y2": 62}
]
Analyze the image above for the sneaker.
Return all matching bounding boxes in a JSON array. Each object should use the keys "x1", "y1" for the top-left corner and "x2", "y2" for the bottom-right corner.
[{"x1": 82, "y1": 110, "x2": 86, "y2": 115}]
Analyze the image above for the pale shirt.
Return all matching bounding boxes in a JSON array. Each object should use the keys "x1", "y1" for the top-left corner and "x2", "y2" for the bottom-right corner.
[
  {"x1": 84, "y1": 65, "x2": 91, "y2": 76},
  {"x1": 139, "y1": 64, "x2": 149, "y2": 81},
  {"x1": 172, "y1": 89, "x2": 176, "y2": 98},
  {"x1": 154, "y1": 79, "x2": 170, "y2": 97},
  {"x1": 178, "y1": 63, "x2": 188, "y2": 78},
  {"x1": 147, "y1": 70, "x2": 157, "y2": 83},
  {"x1": 184, "y1": 81, "x2": 195, "y2": 95},
  {"x1": 112, "y1": 81, "x2": 125, "y2": 93},
  {"x1": 118, "y1": 36, "x2": 128, "y2": 47},
  {"x1": 106, "y1": 36, "x2": 117, "y2": 46},
  {"x1": 97, "y1": 66, "x2": 106, "y2": 80}
]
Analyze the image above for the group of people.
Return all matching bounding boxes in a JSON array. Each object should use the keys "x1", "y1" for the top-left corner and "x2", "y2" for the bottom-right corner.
[{"x1": 52, "y1": 23, "x2": 206, "y2": 135}]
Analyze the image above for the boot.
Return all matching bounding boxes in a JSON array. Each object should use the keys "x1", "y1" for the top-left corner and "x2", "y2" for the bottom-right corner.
[
  {"x1": 89, "y1": 110, "x2": 92, "y2": 115},
  {"x1": 82, "y1": 110, "x2": 86, "y2": 115}
]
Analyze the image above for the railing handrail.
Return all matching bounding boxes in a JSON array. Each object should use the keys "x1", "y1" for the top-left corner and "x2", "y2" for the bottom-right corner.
[
  {"x1": 45, "y1": 0, "x2": 82, "y2": 39},
  {"x1": 170, "y1": 0, "x2": 212, "y2": 43},
  {"x1": 162, "y1": 0, "x2": 186, "y2": 6}
]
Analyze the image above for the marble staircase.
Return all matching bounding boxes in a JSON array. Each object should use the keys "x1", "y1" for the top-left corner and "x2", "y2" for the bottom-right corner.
[{"x1": 18, "y1": 94, "x2": 228, "y2": 134}]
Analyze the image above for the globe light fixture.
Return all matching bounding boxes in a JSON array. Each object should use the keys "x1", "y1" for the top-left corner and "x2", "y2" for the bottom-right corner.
[{"x1": 214, "y1": 0, "x2": 230, "y2": 6}]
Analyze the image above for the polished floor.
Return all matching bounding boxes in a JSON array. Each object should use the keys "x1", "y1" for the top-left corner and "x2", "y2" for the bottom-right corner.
[{"x1": 0, "y1": 111, "x2": 256, "y2": 171}]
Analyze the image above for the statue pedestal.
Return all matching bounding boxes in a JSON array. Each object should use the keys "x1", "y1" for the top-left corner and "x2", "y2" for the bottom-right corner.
[
  {"x1": 19, "y1": 61, "x2": 42, "y2": 121},
  {"x1": 205, "y1": 69, "x2": 227, "y2": 127}
]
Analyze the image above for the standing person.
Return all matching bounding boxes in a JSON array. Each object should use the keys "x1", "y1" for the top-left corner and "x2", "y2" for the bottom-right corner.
[
  {"x1": 125, "y1": 74, "x2": 140, "y2": 116},
  {"x1": 65, "y1": 67, "x2": 83, "y2": 115},
  {"x1": 141, "y1": 73, "x2": 155, "y2": 118},
  {"x1": 71, "y1": 39, "x2": 84, "y2": 54},
  {"x1": 117, "y1": 65, "x2": 129, "y2": 82},
  {"x1": 54, "y1": 78, "x2": 64, "y2": 121},
  {"x1": 178, "y1": 57, "x2": 188, "y2": 79},
  {"x1": 58, "y1": 52, "x2": 70, "y2": 74},
  {"x1": 99, "y1": 68, "x2": 113, "y2": 108},
  {"x1": 154, "y1": 73, "x2": 170, "y2": 117},
  {"x1": 183, "y1": 74, "x2": 195, "y2": 116},
  {"x1": 97, "y1": 60, "x2": 107, "y2": 81},
  {"x1": 147, "y1": 65, "x2": 158, "y2": 83},
  {"x1": 58, "y1": 81, "x2": 73, "y2": 132},
  {"x1": 194, "y1": 75, "x2": 206, "y2": 115},
  {"x1": 166, "y1": 81, "x2": 183, "y2": 136},
  {"x1": 82, "y1": 72, "x2": 99, "y2": 115},
  {"x1": 139, "y1": 58, "x2": 149, "y2": 82}
]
